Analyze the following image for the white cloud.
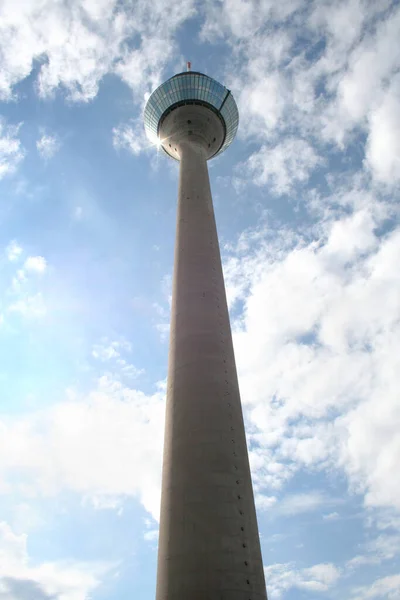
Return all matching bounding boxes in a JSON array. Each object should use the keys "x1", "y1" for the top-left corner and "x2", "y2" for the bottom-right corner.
[
  {"x1": 347, "y1": 554, "x2": 382, "y2": 569},
  {"x1": 92, "y1": 344, "x2": 119, "y2": 361},
  {"x1": 8, "y1": 293, "x2": 46, "y2": 318},
  {"x1": 309, "y1": 0, "x2": 367, "y2": 54},
  {"x1": 323, "y1": 512, "x2": 340, "y2": 521},
  {"x1": 347, "y1": 533, "x2": 400, "y2": 570},
  {"x1": 0, "y1": 120, "x2": 24, "y2": 178},
  {"x1": 265, "y1": 562, "x2": 341, "y2": 598},
  {"x1": 200, "y1": 0, "x2": 301, "y2": 41},
  {"x1": 113, "y1": 118, "x2": 151, "y2": 156},
  {"x1": 143, "y1": 529, "x2": 159, "y2": 542},
  {"x1": 0, "y1": 0, "x2": 196, "y2": 103},
  {"x1": 0, "y1": 521, "x2": 112, "y2": 600},
  {"x1": 242, "y1": 139, "x2": 322, "y2": 195},
  {"x1": 373, "y1": 511, "x2": 400, "y2": 533},
  {"x1": 274, "y1": 491, "x2": 330, "y2": 516},
  {"x1": 0, "y1": 0, "x2": 123, "y2": 102},
  {"x1": 352, "y1": 574, "x2": 400, "y2": 599},
  {"x1": 74, "y1": 206, "x2": 83, "y2": 220},
  {"x1": 91, "y1": 339, "x2": 138, "y2": 368},
  {"x1": 116, "y1": 359, "x2": 144, "y2": 379},
  {"x1": 5, "y1": 241, "x2": 23, "y2": 262},
  {"x1": 82, "y1": 495, "x2": 123, "y2": 512},
  {"x1": 0, "y1": 522, "x2": 27, "y2": 566},
  {"x1": 11, "y1": 268, "x2": 27, "y2": 292},
  {"x1": 222, "y1": 185, "x2": 400, "y2": 514},
  {"x1": 365, "y1": 76, "x2": 400, "y2": 184},
  {"x1": 155, "y1": 323, "x2": 170, "y2": 342},
  {"x1": 0, "y1": 375, "x2": 165, "y2": 520},
  {"x1": 306, "y1": 1, "x2": 400, "y2": 148},
  {"x1": 36, "y1": 134, "x2": 61, "y2": 160},
  {"x1": 238, "y1": 72, "x2": 289, "y2": 137},
  {"x1": 3, "y1": 254, "x2": 49, "y2": 317},
  {"x1": 305, "y1": 563, "x2": 341, "y2": 587},
  {"x1": 254, "y1": 494, "x2": 277, "y2": 512},
  {"x1": 332, "y1": 5, "x2": 400, "y2": 131},
  {"x1": 24, "y1": 256, "x2": 47, "y2": 274},
  {"x1": 90, "y1": 340, "x2": 143, "y2": 380},
  {"x1": 206, "y1": 0, "x2": 400, "y2": 189},
  {"x1": 10, "y1": 503, "x2": 44, "y2": 534},
  {"x1": 368, "y1": 534, "x2": 400, "y2": 561}
]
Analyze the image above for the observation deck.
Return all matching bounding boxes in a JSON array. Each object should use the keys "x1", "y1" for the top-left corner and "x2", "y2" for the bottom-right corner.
[{"x1": 144, "y1": 71, "x2": 239, "y2": 160}]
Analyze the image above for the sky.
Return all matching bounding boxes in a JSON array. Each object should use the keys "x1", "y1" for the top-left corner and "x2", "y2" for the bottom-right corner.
[{"x1": 0, "y1": 0, "x2": 399, "y2": 598}]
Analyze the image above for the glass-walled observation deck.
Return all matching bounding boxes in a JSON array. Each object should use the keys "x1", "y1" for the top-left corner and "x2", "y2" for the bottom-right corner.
[{"x1": 144, "y1": 72, "x2": 239, "y2": 158}]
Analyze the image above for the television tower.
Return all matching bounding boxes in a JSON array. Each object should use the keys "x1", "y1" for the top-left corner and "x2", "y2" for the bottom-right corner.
[{"x1": 144, "y1": 68, "x2": 268, "y2": 600}]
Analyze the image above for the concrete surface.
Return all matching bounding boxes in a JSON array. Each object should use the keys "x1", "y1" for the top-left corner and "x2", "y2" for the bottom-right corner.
[
  {"x1": 159, "y1": 104, "x2": 225, "y2": 161},
  {"x1": 156, "y1": 109, "x2": 268, "y2": 600}
]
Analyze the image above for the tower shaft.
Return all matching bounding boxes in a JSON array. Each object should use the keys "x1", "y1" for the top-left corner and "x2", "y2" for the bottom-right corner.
[{"x1": 156, "y1": 141, "x2": 267, "y2": 600}]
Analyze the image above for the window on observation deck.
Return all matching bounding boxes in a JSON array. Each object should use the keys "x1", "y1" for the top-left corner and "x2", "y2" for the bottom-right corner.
[{"x1": 144, "y1": 72, "x2": 239, "y2": 157}]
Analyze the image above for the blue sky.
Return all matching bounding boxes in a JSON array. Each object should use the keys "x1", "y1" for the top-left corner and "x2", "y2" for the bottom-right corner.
[{"x1": 0, "y1": 0, "x2": 400, "y2": 599}]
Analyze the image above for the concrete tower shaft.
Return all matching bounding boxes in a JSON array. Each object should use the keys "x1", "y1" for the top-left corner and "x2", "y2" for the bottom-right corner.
[
  {"x1": 144, "y1": 71, "x2": 268, "y2": 600},
  {"x1": 156, "y1": 139, "x2": 267, "y2": 600}
]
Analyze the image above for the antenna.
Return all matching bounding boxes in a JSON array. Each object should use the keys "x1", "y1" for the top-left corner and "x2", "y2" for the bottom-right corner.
[{"x1": 187, "y1": 61, "x2": 191, "y2": 72}]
